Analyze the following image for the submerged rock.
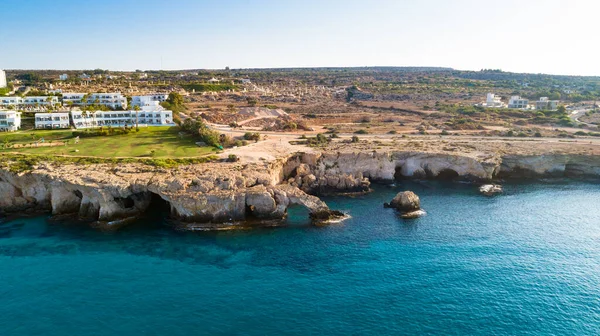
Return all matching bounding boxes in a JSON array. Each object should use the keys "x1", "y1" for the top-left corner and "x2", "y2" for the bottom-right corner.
[
  {"x1": 401, "y1": 210, "x2": 427, "y2": 219},
  {"x1": 479, "y1": 184, "x2": 503, "y2": 196},
  {"x1": 384, "y1": 191, "x2": 425, "y2": 219},
  {"x1": 309, "y1": 209, "x2": 348, "y2": 224}
]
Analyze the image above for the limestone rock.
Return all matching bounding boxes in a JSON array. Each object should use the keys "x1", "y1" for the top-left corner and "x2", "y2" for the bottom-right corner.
[
  {"x1": 400, "y1": 210, "x2": 426, "y2": 219},
  {"x1": 479, "y1": 184, "x2": 503, "y2": 196},
  {"x1": 388, "y1": 191, "x2": 421, "y2": 212}
]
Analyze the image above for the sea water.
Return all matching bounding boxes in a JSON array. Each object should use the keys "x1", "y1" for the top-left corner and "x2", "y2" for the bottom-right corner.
[{"x1": 1, "y1": 181, "x2": 600, "y2": 335}]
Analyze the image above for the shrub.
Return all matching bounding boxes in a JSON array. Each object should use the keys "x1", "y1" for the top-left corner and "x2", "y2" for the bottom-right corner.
[
  {"x1": 354, "y1": 129, "x2": 369, "y2": 134},
  {"x1": 351, "y1": 135, "x2": 359, "y2": 143},
  {"x1": 243, "y1": 132, "x2": 261, "y2": 142}
]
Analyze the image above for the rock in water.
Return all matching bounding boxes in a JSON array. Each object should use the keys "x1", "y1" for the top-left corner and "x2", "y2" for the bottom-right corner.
[
  {"x1": 386, "y1": 191, "x2": 425, "y2": 219},
  {"x1": 401, "y1": 210, "x2": 427, "y2": 219},
  {"x1": 309, "y1": 209, "x2": 347, "y2": 224},
  {"x1": 479, "y1": 184, "x2": 503, "y2": 196},
  {"x1": 389, "y1": 191, "x2": 421, "y2": 212}
]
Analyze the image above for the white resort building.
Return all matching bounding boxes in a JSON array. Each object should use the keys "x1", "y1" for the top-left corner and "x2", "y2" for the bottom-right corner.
[
  {"x1": 22, "y1": 96, "x2": 60, "y2": 106},
  {"x1": 131, "y1": 94, "x2": 169, "y2": 108},
  {"x1": 62, "y1": 93, "x2": 128, "y2": 109},
  {"x1": 0, "y1": 69, "x2": 6, "y2": 88},
  {"x1": 0, "y1": 110, "x2": 21, "y2": 131},
  {"x1": 0, "y1": 96, "x2": 21, "y2": 107},
  {"x1": 71, "y1": 107, "x2": 174, "y2": 129},
  {"x1": 35, "y1": 112, "x2": 70, "y2": 129},
  {"x1": 59, "y1": 74, "x2": 68, "y2": 81},
  {"x1": 508, "y1": 96, "x2": 529, "y2": 109},
  {"x1": 0, "y1": 96, "x2": 60, "y2": 109}
]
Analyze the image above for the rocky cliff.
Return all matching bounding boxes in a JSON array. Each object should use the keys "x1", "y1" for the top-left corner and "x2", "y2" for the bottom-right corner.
[
  {"x1": 0, "y1": 158, "x2": 334, "y2": 228},
  {"x1": 280, "y1": 151, "x2": 600, "y2": 193},
  {"x1": 1, "y1": 149, "x2": 599, "y2": 228}
]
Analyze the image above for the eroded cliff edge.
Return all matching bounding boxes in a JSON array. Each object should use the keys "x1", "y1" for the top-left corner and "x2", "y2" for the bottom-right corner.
[
  {"x1": 1, "y1": 140, "x2": 599, "y2": 228},
  {"x1": 0, "y1": 158, "x2": 333, "y2": 227}
]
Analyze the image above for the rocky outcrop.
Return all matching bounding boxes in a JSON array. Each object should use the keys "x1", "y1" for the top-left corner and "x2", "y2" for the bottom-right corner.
[
  {"x1": 498, "y1": 155, "x2": 600, "y2": 178},
  {"x1": 2, "y1": 149, "x2": 600, "y2": 229},
  {"x1": 0, "y1": 159, "x2": 338, "y2": 228},
  {"x1": 285, "y1": 151, "x2": 600, "y2": 194},
  {"x1": 479, "y1": 184, "x2": 503, "y2": 196},
  {"x1": 387, "y1": 191, "x2": 421, "y2": 212},
  {"x1": 384, "y1": 191, "x2": 426, "y2": 219}
]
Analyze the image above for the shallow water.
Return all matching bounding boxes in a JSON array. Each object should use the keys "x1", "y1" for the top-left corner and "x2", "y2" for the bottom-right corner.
[{"x1": 1, "y1": 181, "x2": 600, "y2": 335}]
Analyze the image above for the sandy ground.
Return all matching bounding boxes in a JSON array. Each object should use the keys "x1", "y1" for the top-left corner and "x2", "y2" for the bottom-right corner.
[{"x1": 211, "y1": 123, "x2": 600, "y2": 162}]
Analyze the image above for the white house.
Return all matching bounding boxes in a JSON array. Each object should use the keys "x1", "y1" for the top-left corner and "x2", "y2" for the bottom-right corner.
[
  {"x1": 71, "y1": 106, "x2": 174, "y2": 129},
  {"x1": 62, "y1": 92, "x2": 128, "y2": 109},
  {"x1": 508, "y1": 96, "x2": 529, "y2": 109},
  {"x1": 0, "y1": 110, "x2": 21, "y2": 131},
  {"x1": 35, "y1": 112, "x2": 70, "y2": 129},
  {"x1": 535, "y1": 97, "x2": 559, "y2": 111},
  {"x1": 484, "y1": 93, "x2": 505, "y2": 108},
  {"x1": 131, "y1": 94, "x2": 169, "y2": 108},
  {"x1": 59, "y1": 74, "x2": 68, "y2": 81},
  {"x1": 0, "y1": 69, "x2": 6, "y2": 88}
]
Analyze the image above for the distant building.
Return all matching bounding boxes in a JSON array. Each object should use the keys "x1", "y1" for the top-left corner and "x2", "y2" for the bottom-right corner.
[
  {"x1": 508, "y1": 96, "x2": 529, "y2": 109},
  {"x1": 208, "y1": 77, "x2": 220, "y2": 83},
  {"x1": 535, "y1": 97, "x2": 559, "y2": 111},
  {"x1": 240, "y1": 79, "x2": 252, "y2": 84},
  {"x1": 59, "y1": 74, "x2": 68, "y2": 81},
  {"x1": 0, "y1": 96, "x2": 59, "y2": 108},
  {"x1": 35, "y1": 112, "x2": 70, "y2": 129},
  {"x1": 71, "y1": 106, "x2": 174, "y2": 129},
  {"x1": 0, "y1": 69, "x2": 6, "y2": 88},
  {"x1": 131, "y1": 94, "x2": 169, "y2": 108},
  {"x1": 79, "y1": 73, "x2": 91, "y2": 80},
  {"x1": 22, "y1": 96, "x2": 60, "y2": 106},
  {"x1": 484, "y1": 93, "x2": 505, "y2": 108},
  {"x1": 0, "y1": 110, "x2": 21, "y2": 131},
  {"x1": 0, "y1": 97, "x2": 21, "y2": 107},
  {"x1": 62, "y1": 93, "x2": 128, "y2": 109}
]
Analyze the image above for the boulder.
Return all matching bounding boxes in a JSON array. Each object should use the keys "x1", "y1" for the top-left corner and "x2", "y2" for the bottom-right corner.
[
  {"x1": 479, "y1": 184, "x2": 503, "y2": 196},
  {"x1": 384, "y1": 191, "x2": 425, "y2": 219},
  {"x1": 387, "y1": 191, "x2": 421, "y2": 212}
]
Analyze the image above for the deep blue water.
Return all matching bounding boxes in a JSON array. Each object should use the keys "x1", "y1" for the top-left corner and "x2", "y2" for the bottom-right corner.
[{"x1": 1, "y1": 181, "x2": 600, "y2": 335}]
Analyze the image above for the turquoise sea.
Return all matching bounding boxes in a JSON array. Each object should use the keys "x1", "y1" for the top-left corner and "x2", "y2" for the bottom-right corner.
[{"x1": 1, "y1": 181, "x2": 600, "y2": 335}]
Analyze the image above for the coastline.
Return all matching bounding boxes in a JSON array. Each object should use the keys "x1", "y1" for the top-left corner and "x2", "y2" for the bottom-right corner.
[{"x1": 1, "y1": 139, "x2": 600, "y2": 230}]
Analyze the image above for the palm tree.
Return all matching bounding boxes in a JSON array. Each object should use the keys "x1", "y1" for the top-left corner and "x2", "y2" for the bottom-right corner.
[
  {"x1": 134, "y1": 105, "x2": 141, "y2": 131},
  {"x1": 81, "y1": 93, "x2": 91, "y2": 111},
  {"x1": 81, "y1": 110, "x2": 89, "y2": 128}
]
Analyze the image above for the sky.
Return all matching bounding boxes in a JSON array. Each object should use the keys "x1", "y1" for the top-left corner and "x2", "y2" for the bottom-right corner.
[{"x1": 1, "y1": 0, "x2": 599, "y2": 75}]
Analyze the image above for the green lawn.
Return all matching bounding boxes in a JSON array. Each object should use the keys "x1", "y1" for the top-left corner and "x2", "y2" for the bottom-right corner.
[{"x1": 1, "y1": 127, "x2": 216, "y2": 158}]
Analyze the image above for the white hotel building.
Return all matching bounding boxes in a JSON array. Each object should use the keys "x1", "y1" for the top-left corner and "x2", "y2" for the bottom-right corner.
[
  {"x1": 131, "y1": 94, "x2": 169, "y2": 108},
  {"x1": 35, "y1": 113, "x2": 70, "y2": 129},
  {"x1": 0, "y1": 69, "x2": 7, "y2": 88},
  {"x1": 0, "y1": 110, "x2": 22, "y2": 131},
  {"x1": 62, "y1": 93, "x2": 128, "y2": 109},
  {"x1": 71, "y1": 107, "x2": 174, "y2": 129},
  {"x1": 0, "y1": 96, "x2": 60, "y2": 108}
]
